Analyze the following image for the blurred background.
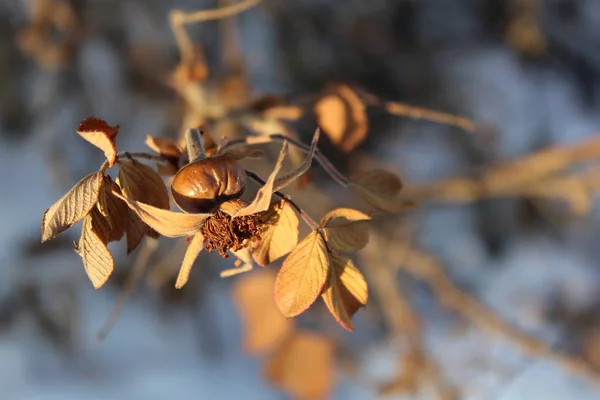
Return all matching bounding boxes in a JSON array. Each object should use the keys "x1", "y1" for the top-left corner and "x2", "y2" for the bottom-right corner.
[{"x1": 2, "y1": 0, "x2": 600, "y2": 399}]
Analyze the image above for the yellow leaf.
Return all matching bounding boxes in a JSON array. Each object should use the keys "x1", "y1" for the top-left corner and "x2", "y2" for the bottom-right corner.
[
  {"x1": 321, "y1": 253, "x2": 368, "y2": 331},
  {"x1": 41, "y1": 172, "x2": 103, "y2": 242},
  {"x1": 144, "y1": 134, "x2": 182, "y2": 159},
  {"x1": 252, "y1": 201, "x2": 299, "y2": 267},
  {"x1": 320, "y1": 208, "x2": 371, "y2": 253},
  {"x1": 76, "y1": 209, "x2": 114, "y2": 289},
  {"x1": 275, "y1": 231, "x2": 330, "y2": 317},
  {"x1": 314, "y1": 83, "x2": 368, "y2": 153},
  {"x1": 264, "y1": 331, "x2": 334, "y2": 400},
  {"x1": 231, "y1": 270, "x2": 294, "y2": 355},
  {"x1": 234, "y1": 141, "x2": 288, "y2": 217},
  {"x1": 175, "y1": 232, "x2": 205, "y2": 289},
  {"x1": 118, "y1": 159, "x2": 171, "y2": 251},
  {"x1": 113, "y1": 191, "x2": 210, "y2": 237},
  {"x1": 96, "y1": 178, "x2": 128, "y2": 242},
  {"x1": 350, "y1": 169, "x2": 415, "y2": 212},
  {"x1": 273, "y1": 128, "x2": 320, "y2": 192},
  {"x1": 76, "y1": 117, "x2": 120, "y2": 167}
]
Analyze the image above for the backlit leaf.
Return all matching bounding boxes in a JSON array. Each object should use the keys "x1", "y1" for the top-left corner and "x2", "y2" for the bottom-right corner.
[
  {"x1": 264, "y1": 331, "x2": 334, "y2": 400},
  {"x1": 252, "y1": 200, "x2": 299, "y2": 267},
  {"x1": 351, "y1": 169, "x2": 415, "y2": 212},
  {"x1": 113, "y1": 191, "x2": 210, "y2": 237},
  {"x1": 41, "y1": 172, "x2": 103, "y2": 242},
  {"x1": 175, "y1": 232, "x2": 205, "y2": 289},
  {"x1": 320, "y1": 208, "x2": 371, "y2": 253},
  {"x1": 234, "y1": 141, "x2": 288, "y2": 217},
  {"x1": 273, "y1": 128, "x2": 320, "y2": 192},
  {"x1": 76, "y1": 117, "x2": 120, "y2": 167},
  {"x1": 275, "y1": 231, "x2": 329, "y2": 317},
  {"x1": 96, "y1": 178, "x2": 128, "y2": 242},
  {"x1": 118, "y1": 159, "x2": 171, "y2": 251},
  {"x1": 314, "y1": 83, "x2": 368, "y2": 153},
  {"x1": 75, "y1": 209, "x2": 114, "y2": 289},
  {"x1": 144, "y1": 135, "x2": 182, "y2": 158},
  {"x1": 321, "y1": 253, "x2": 368, "y2": 331},
  {"x1": 232, "y1": 270, "x2": 294, "y2": 355}
]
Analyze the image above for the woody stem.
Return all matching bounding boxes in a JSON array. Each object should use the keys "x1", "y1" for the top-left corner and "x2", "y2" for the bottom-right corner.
[
  {"x1": 185, "y1": 128, "x2": 207, "y2": 162},
  {"x1": 245, "y1": 170, "x2": 319, "y2": 229}
]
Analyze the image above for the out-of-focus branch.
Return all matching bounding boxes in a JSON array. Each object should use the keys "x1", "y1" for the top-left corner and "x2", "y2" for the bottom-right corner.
[
  {"x1": 402, "y1": 134, "x2": 600, "y2": 214},
  {"x1": 377, "y1": 233, "x2": 600, "y2": 386}
]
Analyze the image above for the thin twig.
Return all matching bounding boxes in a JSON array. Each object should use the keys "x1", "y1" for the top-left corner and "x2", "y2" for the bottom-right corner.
[
  {"x1": 394, "y1": 242, "x2": 600, "y2": 386},
  {"x1": 96, "y1": 238, "x2": 160, "y2": 341},
  {"x1": 170, "y1": 0, "x2": 262, "y2": 64},
  {"x1": 361, "y1": 236, "x2": 456, "y2": 400},
  {"x1": 245, "y1": 169, "x2": 319, "y2": 229},
  {"x1": 355, "y1": 86, "x2": 476, "y2": 133},
  {"x1": 221, "y1": 133, "x2": 351, "y2": 187}
]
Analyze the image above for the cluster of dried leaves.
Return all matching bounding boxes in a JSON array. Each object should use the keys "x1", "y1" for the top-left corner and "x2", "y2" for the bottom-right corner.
[
  {"x1": 34, "y1": 1, "x2": 600, "y2": 399},
  {"x1": 41, "y1": 111, "x2": 414, "y2": 332}
]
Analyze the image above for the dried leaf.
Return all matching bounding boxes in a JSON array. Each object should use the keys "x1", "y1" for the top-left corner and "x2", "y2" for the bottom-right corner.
[
  {"x1": 252, "y1": 201, "x2": 299, "y2": 267},
  {"x1": 232, "y1": 270, "x2": 294, "y2": 355},
  {"x1": 145, "y1": 135, "x2": 182, "y2": 158},
  {"x1": 320, "y1": 208, "x2": 371, "y2": 253},
  {"x1": 247, "y1": 95, "x2": 303, "y2": 120},
  {"x1": 273, "y1": 128, "x2": 320, "y2": 192},
  {"x1": 96, "y1": 178, "x2": 128, "y2": 242},
  {"x1": 351, "y1": 169, "x2": 413, "y2": 212},
  {"x1": 113, "y1": 191, "x2": 211, "y2": 238},
  {"x1": 117, "y1": 159, "x2": 170, "y2": 209},
  {"x1": 118, "y1": 159, "x2": 170, "y2": 251},
  {"x1": 41, "y1": 172, "x2": 103, "y2": 242},
  {"x1": 314, "y1": 83, "x2": 368, "y2": 153},
  {"x1": 175, "y1": 232, "x2": 205, "y2": 289},
  {"x1": 219, "y1": 146, "x2": 265, "y2": 161},
  {"x1": 321, "y1": 253, "x2": 368, "y2": 331},
  {"x1": 76, "y1": 118, "x2": 120, "y2": 167},
  {"x1": 234, "y1": 141, "x2": 288, "y2": 217},
  {"x1": 75, "y1": 209, "x2": 114, "y2": 289},
  {"x1": 264, "y1": 331, "x2": 334, "y2": 400},
  {"x1": 275, "y1": 231, "x2": 330, "y2": 317}
]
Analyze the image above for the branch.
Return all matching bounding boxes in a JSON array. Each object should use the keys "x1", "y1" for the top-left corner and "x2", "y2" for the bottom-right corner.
[
  {"x1": 245, "y1": 169, "x2": 319, "y2": 229},
  {"x1": 221, "y1": 133, "x2": 351, "y2": 187},
  {"x1": 169, "y1": 0, "x2": 262, "y2": 64}
]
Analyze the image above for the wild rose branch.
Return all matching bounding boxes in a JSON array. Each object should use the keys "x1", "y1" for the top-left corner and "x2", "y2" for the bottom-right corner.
[{"x1": 41, "y1": 117, "x2": 412, "y2": 331}]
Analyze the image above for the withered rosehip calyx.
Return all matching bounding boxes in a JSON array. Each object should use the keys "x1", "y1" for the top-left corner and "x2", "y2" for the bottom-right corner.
[{"x1": 171, "y1": 128, "x2": 247, "y2": 213}]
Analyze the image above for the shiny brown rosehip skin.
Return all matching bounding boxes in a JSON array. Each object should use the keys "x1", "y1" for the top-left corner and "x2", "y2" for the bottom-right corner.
[{"x1": 171, "y1": 155, "x2": 247, "y2": 213}]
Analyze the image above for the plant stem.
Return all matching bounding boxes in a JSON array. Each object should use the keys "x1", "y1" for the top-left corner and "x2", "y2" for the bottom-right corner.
[
  {"x1": 221, "y1": 134, "x2": 351, "y2": 187},
  {"x1": 245, "y1": 169, "x2": 319, "y2": 229},
  {"x1": 185, "y1": 128, "x2": 207, "y2": 162}
]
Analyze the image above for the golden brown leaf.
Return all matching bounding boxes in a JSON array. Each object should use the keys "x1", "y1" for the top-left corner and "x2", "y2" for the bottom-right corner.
[
  {"x1": 75, "y1": 209, "x2": 114, "y2": 289},
  {"x1": 41, "y1": 172, "x2": 103, "y2": 242},
  {"x1": 118, "y1": 159, "x2": 170, "y2": 251},
  {"x1": 96, "y1": 178, "x2": 128, "y2": 242},
  {"x1": 350, "y1": 169, "x2": 414, "y2": 212},
  {"x1": 113, "y1": 192, "x2": 210, "y2": 238},
  {"x1": 232, "y1": 270, "x2": 294, "y2": 355},
  {"x1": 234, "y1": 141, "x2": 288, "y2": 217},
  {"x1": 321, "y1": 253, "x2": 368, "y2": 331},
  {"x1": 175, "y1": 232, "x2": 205, "y2": 289},
  {"x1": 314, "y1": 83, "x2": 368, "y2": 153},
  {"x1": 264, "y1": 331, "x2": 334, "y2": 400},
  {"x1": 252, "y1": 201, "x2": 299, "y2": 267},
  {"x1": 320, "y1": 208, "x2": 371, "y2": 253},
  {"x1": 275, "y1": 231, "x2": 330, "y2": 317},
  {"x1": 273, "y1": 128, "x2": 320, "y2": 192},
  {"x1": 144, "y1": 135, "x2": 182, "y2": 158},
  {"x1": 76, "y1": 117, "x2": 120, "y2": 167}
]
